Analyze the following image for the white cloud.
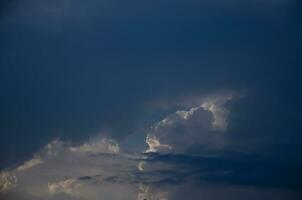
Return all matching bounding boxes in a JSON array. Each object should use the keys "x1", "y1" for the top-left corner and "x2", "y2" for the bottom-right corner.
[
  {"x1": 0, "y1": 136, "x2": 171, "y2": 199},
  {"x1": 0, "y1": 137, "x2": 138, "y2": 199},
  {"x1": 201, "y1": 93, "x2": 233, "y2": 131},
  {"x1": 137, "y1": 184, "x2": 169, "y2": 200},
  {"x1": 176, "y1": 107, "x2": 200, "y2": 121},
  {"x1": 17, "y1": 158, "x2": 43, "y2": 172},
  {"x1": 145, "y1": 92, "x2": 234, "y2": 154},
  {"x1": 69, "y1": 138, "x2": 120, "y2": 154},
  {"x1": 146, "y1": 135, "x2": 172, "y2": 153},
  {"x1": 0, "y1": 91, "x2": 249, "y2": 200},
  {"x1": 48, "y1": 177, "x2": 138, "y2": 200},
  {"x1": 138, "y1": 161, "x2": 146, "y2": 171},
  {"x1": 48, "y1": 178, "x2": 81, "y2": 196},
  {"x1": 0, "y1": 171, "x2": 17, "y2": 193}
]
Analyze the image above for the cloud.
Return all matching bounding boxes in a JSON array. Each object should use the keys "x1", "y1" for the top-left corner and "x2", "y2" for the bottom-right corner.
[
  {"x1": 47, "y1": 176, "x2": 138, "y2": 200},
  {"x1": 137, "y1": 184, "x2": 169, "y2": 200},
  {"x1": 0, "y1": 136, "x2": 175, "y2": 199},
  {"x1": 201, "y1": 93, "x2": 233, "y2": 131},
  {"x1": 1, "y1": 91, "x2": 301, "y2": 200},
  {"x1": 145, "y1": 92, "x2": 234, "y2": 154},
  {"x1": 48, "y1": 178, "x2": 81, "y2": 196},
  {"x1": 0, "y1": 171, "x2": 17, "y2": 193},
  {"x1": 1, "y1": 137, "x2": 301, "y2": 200},
  {"x1": 146, "y1": 135, "x2": 172, "y2": 153},
  {"x1": 17, "y1": 158, "x2": 43, "y2": 172},
  {"x1": 0, "y1": 137, "x2": 140, "y2": 199},
  {"x1": 69, "y1": 138, "x2": 120, "y2": 154},
  {"x1": 138, "y1": 161, "x2": 147, "y2": 172},
  {"x1": 0, "y1": 91, "x2": 237, "y2": 198}
]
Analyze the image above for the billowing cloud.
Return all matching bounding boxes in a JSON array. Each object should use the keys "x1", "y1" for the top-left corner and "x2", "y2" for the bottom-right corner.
[
  {"x1": 48, "y1": 178, "x2": 81, "y2": 196},
  {"x1": 137, "y1": 184, "x2": 169, "y2": 200},
  {"x1": 69, "y1": 138, "x2": 120, "y2": 154},
  {"x1": 138, "y1": 161, "x2": 146, "y2": 172},
  {"x1": 17, "y1": 158, "x2": 43, "y2": 172},
  {"x1": 0, "y1": 91, "x2": 236, "y2": 200},
  {"x1": 0, "y1": 136, "x2": 178, "y2": 200},
  {"x1": 145, "y1": 92, "x2": 234, "y2": 154},
  {"x1": 146, "y1": 135, "x2": 172, "y2": 153},
  {"x1": 201, "y1": 93, "x2": 233, "y2": 131},
  {"x1": 0, "y1": 137, "x2": 141, "y2": 200},
  {"x1": 0, "y1": 171, "x2": 17, "y2": 193},
  {"x1": 0, "y1": 91, "x2": 300, "y2": 200}
]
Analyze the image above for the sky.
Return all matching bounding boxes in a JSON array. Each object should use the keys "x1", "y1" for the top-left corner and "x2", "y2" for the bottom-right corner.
[{"x1": 0, "y1": 0, "x2": 302, "y2": 200}]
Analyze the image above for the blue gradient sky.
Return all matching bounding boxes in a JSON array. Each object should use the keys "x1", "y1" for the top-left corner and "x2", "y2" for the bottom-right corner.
[{"x1": 0, "y1": 1, "x2": 301, "y2": 199}]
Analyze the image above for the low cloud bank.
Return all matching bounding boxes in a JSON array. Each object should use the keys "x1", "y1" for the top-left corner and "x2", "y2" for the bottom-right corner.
[{"x1": 1, "y1": 91, "x2": 300, "y2": 200}]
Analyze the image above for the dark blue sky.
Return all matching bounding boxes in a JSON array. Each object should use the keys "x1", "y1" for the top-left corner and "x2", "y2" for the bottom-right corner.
[
  {"x1": 0, "y1": 1, "x2": 302, "y2": 198},
  {"x1": 0, "y1": 0, "x2": 302, "y2": 200}
]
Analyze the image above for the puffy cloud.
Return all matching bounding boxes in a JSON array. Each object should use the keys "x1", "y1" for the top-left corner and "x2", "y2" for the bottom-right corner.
[
  {"x1": 48, "y1": 178, "x2": 81, "y2": 196},
  {"x1": 0, "y1": 137, "x2": 139, "y2": 199},
  {"x1": 146, "y1": 135, "x2": 172, "y2": 153},
  {"x1": 69, "y1": 138, "x2": 120, "y2": 154},
  {"x1": 0, "y1": 91, "x2": 237, "y2": 200},
  {"x1": 137, "y1": 184, "x2": 169, "y2": 200},
  {"x1": 17, "y1": 158, "x2": 43, "y2": 172},
  {"x1": 201, "y1": 93, "x2": 233, "y2": 131},
  {"x1": 0, "y1": 171, "x2": 17, "y2": 193},
  {"x1": 1, "y1": 91, "x2": 299, "y2": 200},
  {"x1": 138, "y1": 161, "x2": 146, "y2": 172},
  {"x1": 0, "y1": 130, "x2": 300, "y2": 200},
  {"x1": 48, "y1": 176, "x2": 138, "y2": 200},
  {"x1": 0, "y1": 135, "x2": 191, "y2": 200},
  {"x1": 145, "y1": 92, "x2": 234, "y2": 154}
]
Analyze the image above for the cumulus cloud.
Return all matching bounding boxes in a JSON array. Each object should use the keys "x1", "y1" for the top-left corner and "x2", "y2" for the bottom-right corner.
[
  {"x1": 0, "y1": 171, "x2": 17, "y2": 193},
  {"x1": 201, "y1": 93, "x2": 233, "y2": 131},
  {"x1": 0, "y1": 137, "x2": 140, "y2": 199},
  {"x1": 0, "y1": 136, "x2": 178, "y2": 200},
  {"x1": 138, "y1": 161, "x2": 147, "y2": 172},
  {"x1": 47, "y1": 176, "x2": 138, "y2": 200},
  {"x1": 145, "y1": 92, "x2": 234, "y2": 154},
  {"x1": 48, "y1": 178, "x2": 81, "y2": 196},
  {"x1": 137, "y1": 184, "x2": 169, "y2": 200},
  {"x1": 17, "y1": 158, "x2": 43, "y2": 172},
  {"x1": 1, "y1": 91, "x2": 299, "y2": 200},
  {"x1": 69, "y1": 138, "x2": 120, "y2": 154},
  {"x1": 0, "y1": 91, "x2": 238, "y2": 199},
  {"x1": 146, "y1": 135, "x2": 172, "y2": 153}
]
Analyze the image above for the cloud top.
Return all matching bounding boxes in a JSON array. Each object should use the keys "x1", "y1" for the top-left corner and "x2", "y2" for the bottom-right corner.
[{"x1": 145, "y1": 92, "x2": 234, "y2": 154}]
